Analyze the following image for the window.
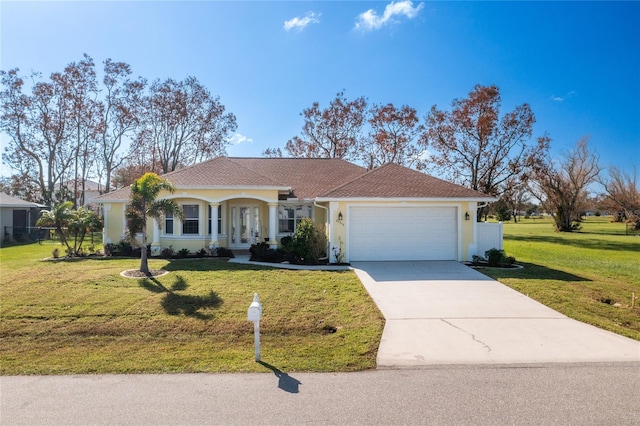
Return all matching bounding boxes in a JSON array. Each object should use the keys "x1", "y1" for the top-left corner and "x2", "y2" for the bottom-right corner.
[
  {"x1": 165, "y1": 211, "x2": 174, "y2": 235},
  {"x1": 208, "y1": 205, "x2": 222, "y2": 235},
  {"x1": 182, "y1": 205, "x2": 199, "y2": 235},
  {"x1": 278, "y1": 204, "x2": 312, "y2": 233}
]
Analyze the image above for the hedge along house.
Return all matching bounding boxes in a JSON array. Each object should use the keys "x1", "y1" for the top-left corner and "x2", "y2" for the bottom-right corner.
[{"x1": 94, "y1": 157, "x2": 498, "y2": 262}]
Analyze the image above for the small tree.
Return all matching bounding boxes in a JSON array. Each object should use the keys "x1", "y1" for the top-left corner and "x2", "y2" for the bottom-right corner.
[
  {"x1": 598, "y1": 166, "x2": 639, "y2": 228},
  {"x1": 126, "y1": 173, "x2": 182, "y2": 274},
  {"x1": 68, "y1": 207, "x2": 102, "y2": 255},
  {"x1": 36, "y1": 201, "x2": 75, "y2": 253},
  {"x1": 530, "y1": 137, "x2": 601, "y2": 232}
]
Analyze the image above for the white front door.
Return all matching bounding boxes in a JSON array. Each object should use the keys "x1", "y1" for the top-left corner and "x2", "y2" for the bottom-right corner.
[{"x1": 230, "y1": 205, "x2": 260, "y2": 248}]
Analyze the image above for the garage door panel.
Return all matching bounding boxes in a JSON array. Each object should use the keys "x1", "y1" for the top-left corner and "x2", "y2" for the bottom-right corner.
[{"x1": 349, "y1": 206, "x2": 457, "y2": 261}]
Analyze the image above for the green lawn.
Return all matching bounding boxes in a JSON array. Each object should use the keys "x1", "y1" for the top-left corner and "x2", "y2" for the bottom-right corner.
[
  {"x1": 0, "y1": 242, "x2": 384, "y2": 375},
  {"x1": 2, "y1": 217, "x2": 638, "y2": 375},
  {"x1": 481, "y1": 216, "x2": 640, "y2": 341}
]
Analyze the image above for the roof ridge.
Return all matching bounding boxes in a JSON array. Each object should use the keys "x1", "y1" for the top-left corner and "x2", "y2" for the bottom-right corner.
[
  {"x1": 318, "y1": 163, "x2": 377, "y2": 197},
  {"x1": 225, "y1": 157, "x2": 289, "y2": 187}
]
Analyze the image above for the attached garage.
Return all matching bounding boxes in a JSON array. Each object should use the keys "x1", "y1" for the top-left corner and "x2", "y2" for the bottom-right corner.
[{"x1": 348, "y1": 206, "x2": 458, "y2": 261}]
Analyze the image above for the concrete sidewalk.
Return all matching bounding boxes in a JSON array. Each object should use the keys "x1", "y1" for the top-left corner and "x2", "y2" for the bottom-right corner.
[{"x1": 351, "y1": 261, "x2": 640, "y2": 368}]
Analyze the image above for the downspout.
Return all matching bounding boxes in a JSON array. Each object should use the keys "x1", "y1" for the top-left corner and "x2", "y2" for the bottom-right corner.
[{"x1": 314, "y1": 200, "x2": 330, "y2": 261}]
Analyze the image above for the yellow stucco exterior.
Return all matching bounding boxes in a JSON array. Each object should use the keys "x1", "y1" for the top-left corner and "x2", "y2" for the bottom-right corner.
[{"x1": 101, "y1": 188, "x2": 483, "y2": 262}]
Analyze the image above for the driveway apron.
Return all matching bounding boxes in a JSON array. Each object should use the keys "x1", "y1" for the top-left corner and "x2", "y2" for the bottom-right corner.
[{"x1": 351, "y1": 261, "x2": 640, "y2": 368}]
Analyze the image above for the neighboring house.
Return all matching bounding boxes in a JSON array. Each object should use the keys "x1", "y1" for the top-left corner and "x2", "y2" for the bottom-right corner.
[
  {"x1": 0, "y1": 193, "x2": 45, "y2": 242},
  {"x1": 94, "y1": 157, "x2": 497, "y2": 262},
  {"x1": 58, "y1": 179, "x2": 104, "y2": 207}
]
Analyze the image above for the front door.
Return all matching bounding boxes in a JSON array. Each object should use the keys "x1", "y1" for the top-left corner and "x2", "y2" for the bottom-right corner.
[{"x1": 230, "y1": 205, "x2": 260, "y2": 249}]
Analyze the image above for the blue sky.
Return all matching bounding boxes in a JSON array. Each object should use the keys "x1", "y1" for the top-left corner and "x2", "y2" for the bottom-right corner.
[{"x1": 1, "y1": 1, "x2": 639, "y2": 177}]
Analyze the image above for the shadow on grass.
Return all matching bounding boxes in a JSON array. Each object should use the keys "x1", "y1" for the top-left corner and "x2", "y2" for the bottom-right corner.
[
  {"x1": 258, "y1": 361, "x2": 302, "y2": 394},
  {"x1": 162, "y1": 258, "x2": 270, "y2": 273},
  {"x1": 139, "y1": 274, "x2": 223, "y2": 319},
  {"x1": 483, "y1": 262, "x2": 591, "y2": 282},
  {"x1": 506, "y1": 234, "x2": 638, "y2": 252}
]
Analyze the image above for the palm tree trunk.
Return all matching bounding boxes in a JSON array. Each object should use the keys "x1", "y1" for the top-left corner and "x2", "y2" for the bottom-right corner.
[{"x1": 139, "y1": 223, "x2": 150, "y2": 274}]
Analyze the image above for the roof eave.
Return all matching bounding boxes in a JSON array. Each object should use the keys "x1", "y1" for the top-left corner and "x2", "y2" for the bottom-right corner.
[
  {"x1": 314, "y1": 196, "x2": 498, "y2": 203},
  {"x1": 174, "y1": 185, "x2": 291, "y2": 191}
]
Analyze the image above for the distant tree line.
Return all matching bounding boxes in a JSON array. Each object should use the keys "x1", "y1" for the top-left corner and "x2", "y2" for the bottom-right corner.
[{"x1": 1, "y1": 54, "x2": 637, "y2": 231}]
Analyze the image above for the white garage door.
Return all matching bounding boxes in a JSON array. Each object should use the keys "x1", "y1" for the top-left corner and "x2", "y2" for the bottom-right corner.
[{"x1": 348, "y1": 206, "x2": 458, "y2": 261}]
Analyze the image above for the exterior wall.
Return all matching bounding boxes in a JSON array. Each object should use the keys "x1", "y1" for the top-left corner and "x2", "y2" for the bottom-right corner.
[
  {"x1": 327, "y1": 200, "x2": 479, "y2": 262},
  {"x1": 101, "y1": 192, "x2": 490, "y2": 261},
  {"x1": 0, "y1": 207, "x2": 14, "y2": 237},
  {"x1": 101, "y1": 188, "x2": 285, "y2": 252}
]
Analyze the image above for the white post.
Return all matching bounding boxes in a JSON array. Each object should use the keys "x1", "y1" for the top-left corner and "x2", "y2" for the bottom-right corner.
[
  {"x1": 268, "y1": 203, "x2": 277, "y2": 249},
  {"x1": 209, "y1": 202, "x2": 219, "y2": 247},
  {"x1": 247, "y1": 293, "x2": 262, "y2": 362},
  {"x1": 253, "y1": 321, "x2": 260, "y2": 362}
]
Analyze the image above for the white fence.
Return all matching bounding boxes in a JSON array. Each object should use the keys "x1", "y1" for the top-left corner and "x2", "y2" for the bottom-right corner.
[{"x1": 476, "y1": 222, "x2": 504, "y2": 256}]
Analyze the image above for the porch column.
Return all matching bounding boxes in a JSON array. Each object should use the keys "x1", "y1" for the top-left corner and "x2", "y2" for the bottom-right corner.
[
  {"x1": 102, "y1": 204, "x2": 111, "y2": 244},
  {"x1": 468, "y1": 203, "x2": 479, "y2": 260},
  {"x1": 151, "y1": 218, "x2": 161, "y2": 256},
  {"x1": 268, "y1": 203, "x2": 278, "y2": 249},
  {"x1": 209, "y1": 202, "x2": 220, "y2": 247}
]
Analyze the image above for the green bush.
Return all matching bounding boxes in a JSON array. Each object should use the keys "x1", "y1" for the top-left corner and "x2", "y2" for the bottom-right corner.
[
  {"x1": 249, "y1": 241, "x2": 285, "y2": 263},
  {"x1": 287, "y1": 218, "x2": 327, "y2": 264},
  {"x1": 484, "y1": 248, "x2": 516, "y2": 267}
]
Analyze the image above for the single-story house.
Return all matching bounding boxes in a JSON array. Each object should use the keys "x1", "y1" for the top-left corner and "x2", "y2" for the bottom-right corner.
[
  {"x1": 0, "y1": 193, "x2": 45, "y2": 242},
  {"x1": 94, "y1": 157, "x2": 497, "y2": 262}
]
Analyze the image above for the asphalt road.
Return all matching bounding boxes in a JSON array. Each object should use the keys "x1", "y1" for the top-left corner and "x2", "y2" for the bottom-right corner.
[{"x1": 2, "y1": 362, "x2": 639, "y2": 425}]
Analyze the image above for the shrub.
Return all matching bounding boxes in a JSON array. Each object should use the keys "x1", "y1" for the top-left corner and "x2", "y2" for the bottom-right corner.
[
  {"x1": 177, "y1": 248, "x2": 190, "y2": 258},
  {"x1": 484, "y1": 248, "x2": 516, "y2": 267},
  {"x1": 284, "y1": 218, "x2": 327, "y2": 264},
  {"x1": 250, "y1": 241, "x2": 286, "y2": 263},
  {"x1": 117, "y1": 240, "x2": 134, "y2": 257},
  {"x1": 216, "y1": 247, "x2": 234, "y2": 258},
  {"x1": 280, "y1": 235, "x2": 293, "y2": 248},
  {"x1": 196, "y1": 248, "x2": 208, "y2": 258},
  {"x1": 161, "y1": 246, "x2": 175, "y2": 259}
]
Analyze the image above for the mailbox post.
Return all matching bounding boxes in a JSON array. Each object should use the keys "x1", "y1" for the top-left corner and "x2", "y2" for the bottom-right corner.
[{"x1": 247, "y1": 293, "x2": 262, "y2": 362}]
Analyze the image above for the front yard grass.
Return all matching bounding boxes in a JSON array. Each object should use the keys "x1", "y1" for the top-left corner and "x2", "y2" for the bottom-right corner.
[
  {"x1": 0, "y1": 242, "x2": 384, "y2": 375},
  {"x1": 481, "y1": 216, "x2": 640, "y2": 341}
]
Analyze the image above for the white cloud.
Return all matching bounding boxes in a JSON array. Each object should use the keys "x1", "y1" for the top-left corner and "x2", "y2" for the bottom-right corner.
[
  {"x1": 230, "y1": 133, "x2": 253, "y2": 145},
  {"x1": 284, "y1": 11, "x2": 321, "y2": 32},
  {"x1": 551, "y1": 91, "x2": 577, "y2": 102},
  {"x1": 355, "y1": 0, "x2": 424, "y2": 32}
]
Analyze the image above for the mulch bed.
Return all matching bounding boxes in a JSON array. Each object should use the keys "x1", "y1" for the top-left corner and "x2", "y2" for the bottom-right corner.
[{"x1": 120, "y1": 269, "x2": 169, "y2": 278}]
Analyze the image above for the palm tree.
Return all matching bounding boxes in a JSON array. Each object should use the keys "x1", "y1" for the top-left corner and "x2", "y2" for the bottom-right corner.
[
  {"x1": 68, "y1": 207, "x2": 103, "y2": 255},
  {"x1": 126, "y1": 173, "x2": 183, "y2": 274},
  {"x1": 36, "y1": 201, "x2": 75, "y2": 254}
]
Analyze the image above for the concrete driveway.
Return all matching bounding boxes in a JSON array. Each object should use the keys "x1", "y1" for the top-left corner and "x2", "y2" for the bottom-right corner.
[{"x1": 351, "y1": 261, "x2": 640, "y2": 368}]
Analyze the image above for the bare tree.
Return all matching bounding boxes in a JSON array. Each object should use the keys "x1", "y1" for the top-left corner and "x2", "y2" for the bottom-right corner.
[
  {"x1": 1, "y1": 69, "x2": 75, "y2": 207},
  {"x1": 63, "y1": 54, "x2": 101, "y2": 207},
  {"x1": 530, "y1": 137, "x2": 602, "y2": 232},
  {"x1": 133, "y1": 76, "x2": 237, "y2": 174},
  {"x1": 421, "y1": 84, "x2": 542, "y2": 220},
  {"x1": 598, "y1": 166, "x2": 639, "y2": 227},
  {"x1": 262, "y1": 147, "x2": 283, "y2": 158},
  {"x1": 363, "y1": 103, "x2": 423, "y2": 170},
  {"x1": 284, "y1": 91, "x2": 367, "y2": 161},
  {"x1": 98, "y1": 58, "x2": 146, "y2": 193}
]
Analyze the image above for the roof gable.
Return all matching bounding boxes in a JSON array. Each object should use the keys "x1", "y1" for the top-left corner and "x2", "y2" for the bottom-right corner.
[{"x1": 319, "y1": 163, "x2": 492, "y2": 199}]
